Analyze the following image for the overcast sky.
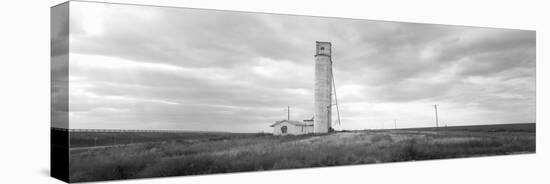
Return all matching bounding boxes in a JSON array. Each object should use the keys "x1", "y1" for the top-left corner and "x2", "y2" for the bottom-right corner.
[{"x1": 55, "y1": 1, "x2": 535, "y2": 132}]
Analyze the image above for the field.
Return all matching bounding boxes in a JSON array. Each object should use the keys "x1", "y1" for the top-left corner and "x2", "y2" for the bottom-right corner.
[{"x1": 68, "y1": 123, "x2": 535, "y2": 182}]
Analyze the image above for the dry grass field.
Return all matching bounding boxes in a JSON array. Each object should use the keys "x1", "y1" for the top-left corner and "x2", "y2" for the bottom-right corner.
[{"x1": 68, "y1": 123, "x2": 535, "y2": 182}]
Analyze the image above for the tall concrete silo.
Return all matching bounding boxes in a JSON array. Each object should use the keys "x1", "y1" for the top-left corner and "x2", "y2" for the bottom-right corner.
[{"x1": 314, "y1": 41, "x2": 332, "y2": 133}]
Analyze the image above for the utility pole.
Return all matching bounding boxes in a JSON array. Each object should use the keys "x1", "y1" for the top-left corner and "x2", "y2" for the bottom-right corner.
[
  {"x1": 433, "y1": 104, "x2": 439, "y2": 129},
  {"x1": 287, "y1": 105, "x2": 290, "y2": 120},
  {"x1": 394, "y1": 119, "x2": 397, "y2": 129}
]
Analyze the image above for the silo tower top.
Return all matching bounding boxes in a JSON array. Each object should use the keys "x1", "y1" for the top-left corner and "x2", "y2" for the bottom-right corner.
[{"x1": 315, "y1": 41, "x2": 332, "y2": 57}]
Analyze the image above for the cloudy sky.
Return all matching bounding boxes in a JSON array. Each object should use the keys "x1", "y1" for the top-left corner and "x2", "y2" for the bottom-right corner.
[{"x1": 54, "y1": 1, "x2": 535, "y2": 132}]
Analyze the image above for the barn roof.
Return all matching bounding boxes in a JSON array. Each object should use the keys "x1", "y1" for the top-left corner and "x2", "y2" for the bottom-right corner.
[{"x1": 269, "y1": 120, "x2": 313, "y2": 127}]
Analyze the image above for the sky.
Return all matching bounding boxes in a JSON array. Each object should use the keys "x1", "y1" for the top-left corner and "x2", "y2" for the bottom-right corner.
[{"x1": 52, "y1": 1, "x2": 536, "y2": 132}]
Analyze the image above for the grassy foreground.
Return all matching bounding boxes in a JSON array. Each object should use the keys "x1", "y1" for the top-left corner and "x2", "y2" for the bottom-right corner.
[{"x1": 68, "y1": 123, "x2": 535, "y2": 182}]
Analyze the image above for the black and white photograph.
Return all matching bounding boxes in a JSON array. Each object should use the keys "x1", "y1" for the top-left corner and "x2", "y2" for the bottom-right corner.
[{"x1": 48, "y1": 0, "x2": 538, "y2": 183}]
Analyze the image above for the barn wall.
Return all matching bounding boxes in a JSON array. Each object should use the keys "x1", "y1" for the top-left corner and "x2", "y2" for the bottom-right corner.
[{"x1": 304, "y1": 126, "x2": 314, "y2": 134}]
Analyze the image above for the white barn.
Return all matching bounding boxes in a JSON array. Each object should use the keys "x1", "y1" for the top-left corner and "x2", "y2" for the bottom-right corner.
[{"x1": 269, "y1": 120, "x2": 314, "y2": 135}]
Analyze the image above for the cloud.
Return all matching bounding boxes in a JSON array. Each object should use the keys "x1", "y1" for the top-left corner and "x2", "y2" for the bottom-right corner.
[
  {"x1": 51, "y1": 2, "x2": 70, "y2": 128},
  {"x1": 63, "y1": 1, "x2": 536, "y2": 131}
]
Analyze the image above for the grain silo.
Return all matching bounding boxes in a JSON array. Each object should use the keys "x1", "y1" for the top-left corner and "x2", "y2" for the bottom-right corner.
[{"x1": 314, "y1": 41, "x2": 332, "y2": 133}]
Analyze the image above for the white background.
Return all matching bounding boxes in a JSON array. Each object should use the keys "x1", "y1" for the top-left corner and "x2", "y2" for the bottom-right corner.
[{"x1": 0, "y1": 0, "x2": 547, "y2": 183}]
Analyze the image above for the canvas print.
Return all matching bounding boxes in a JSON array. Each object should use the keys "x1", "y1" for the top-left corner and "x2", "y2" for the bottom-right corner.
[{"x1": 51, "y1": 1, "x2": 536, "y2": 183}]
